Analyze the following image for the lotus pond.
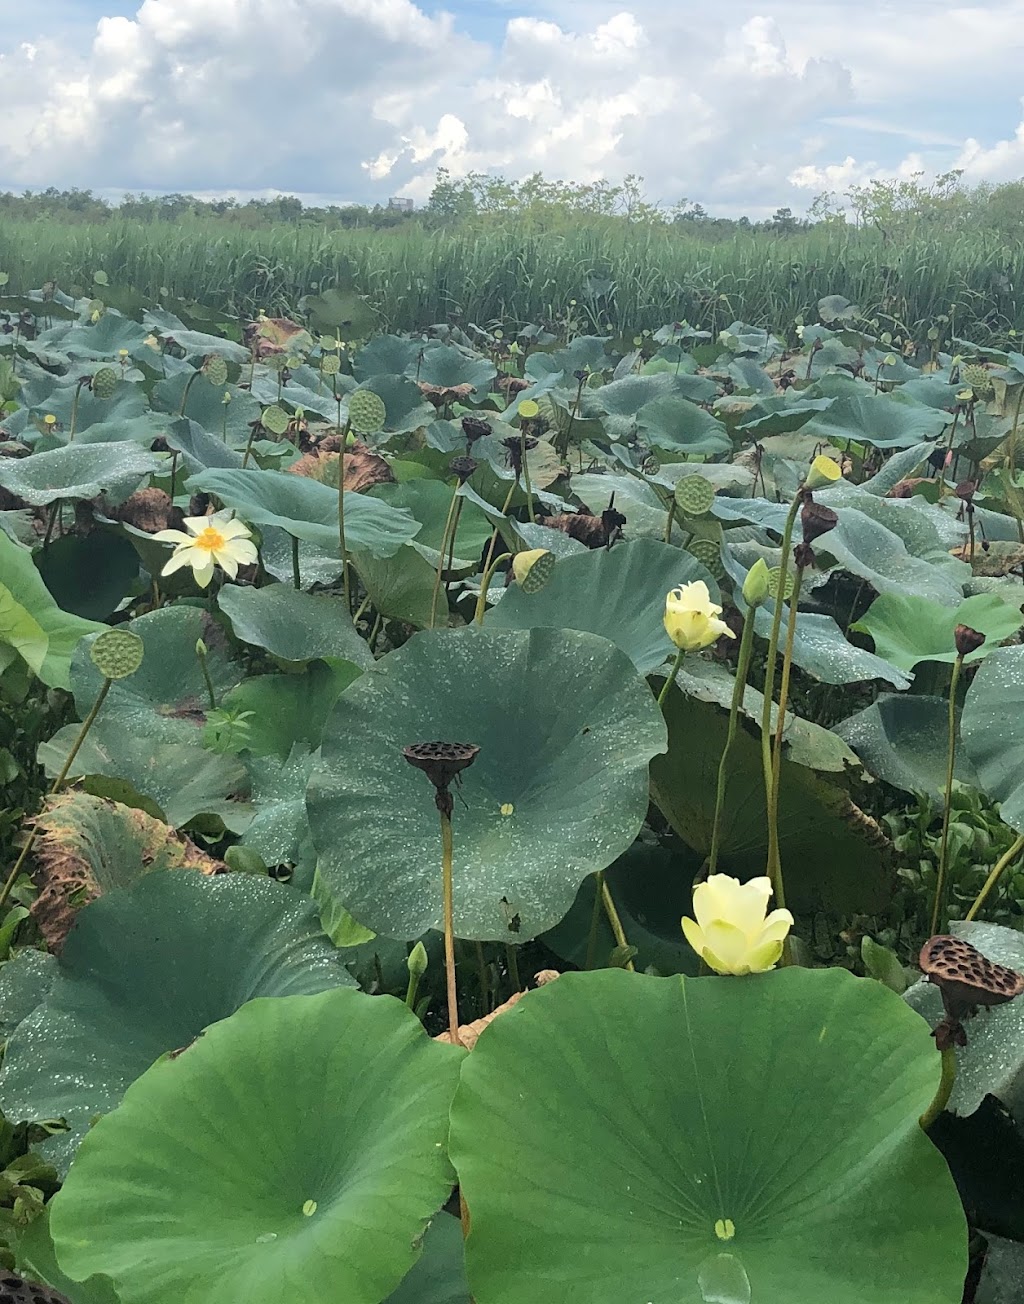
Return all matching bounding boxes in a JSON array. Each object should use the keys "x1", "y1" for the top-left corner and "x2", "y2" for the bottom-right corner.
[{"x1": 2, "y1": 287, "x2": 1024, "y2": 1302}]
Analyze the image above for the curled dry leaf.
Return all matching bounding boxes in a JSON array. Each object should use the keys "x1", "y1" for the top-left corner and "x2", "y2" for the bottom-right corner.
[
  {"x1": 287, "y1": 440, "x2": 394, "y2": 494},
  {"x1": 418, "y1": 381, "x2": 475, "y2": 407},
  {"x1": 243, "y1": 315, "x2": 313, "y2": 359},
  {"x1": 109, "y1": 487, "x2": 183, "y2": 534},
  {"x1": 435, "y1": 969, "x2": 560, "y2": 1050},
  {"x1": 540, "y1": 512, "x2": 610, "y2": 549},
  {"x1": 30, "y1": 790, "x2": 224, "y2": 952}
]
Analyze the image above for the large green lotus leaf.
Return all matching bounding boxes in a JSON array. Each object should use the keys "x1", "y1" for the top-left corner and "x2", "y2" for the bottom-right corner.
[
  {"x1": 352, "y1": 334, "x2": 422, "y2": 381},
  {"x1": 817, "y1": 481, "x2": 966, "y2": 573},
  {"x1": 961, "y1": 646, "x2": 1024, "y2": 832},
  {"x1": 417, "y1": 344, "x2": 496, "y2": 398},
  {"x1": 223, "y1": 661, "x2": 363, "y2": 760},
  {"x1": 50, "y1": 987, "x2": 463, "y2": 1304},
  {"x1": 450, "y1": 967, "x2": 965, "y2": 1304},
  {"x1": 162, "y1": 415, "x2": 244, "y2": 472},
  {"x1": 0, "y1": 872, "x2": 357, "y2": 1175},
  {"x1": 650, "y1": 690, "x2": 891, "y2": 913},
  {"x1": 905, "y1": 921, "x2": 1024, "y2": 1118},
  {"x1": 351, "y1": 544, "x2": 440, "y2": 629},
  {"x1": 736, "y1": 395, "x2": 834, "y2": 438},
  {"x1": 186, "y1": 468, "x2": 419, "y2": 558},
  {"x1": 35, "y1": 531, "x2": 140, "y2": 621},
  {"x1": 24, "y1": 379, "x2": 148, "y2": 437},
  {"x1": 0, "y1": 949, "x2": 56, "y2": 1044},
  {"x1": 152, "y1": 371, "x2": 261, "y2": 442},
  {"x1": 0, "y1": 442, "x2": 160, "y2": 507},
  {"x1": 714, "y1": 496, "x2": 965, "y2": 605},
  {"x1": 0, "y1": 532, "x2": 104, "y2": 689},
  {"x1": 69, "y1": 607, "x2": 243, "y2": 744},
  {"x1": 38, "y1": 717, "x2": 252, "y2": 833},
  {"x1": 249, "y1": 367, "x2": 344, "y2": 422},
  {"x1": 588, "y1": 373, "x2": 714, "y2": 441},
  {"x1": 372, "y1": 480, "x2": 493, "y2": 568},
  {"x1": 837, "y1": 695, "x2": 979, "y2": 801},
  {"x1": 852, "y1": 592, "x2": 1022, "y2": 672},
  {"x1": 301, "y1": 286, "x2": 377, "y2": 337},
  {"x1": 53, "y1": 312, "x2": 150, "y2": 360},
  {"x1": 217, "y1": 583, "x2": 373, "y2": 668},
  {"x1": 241, "y1": 747, "x2": 317, "y2": 869},
  {"x1": 720, "y1": 320, "x2": 785, "y2": 358},
  {"x1": 635, "y1": 395, "x2": 731, "y2": 456},
  {"x1": 308, "y1": 627, "x2": 667, "y2": 941},
  {"x1": 144, "y1": 308, "x2": 250, "y2": 364},
  {"x1": 487, "y1": 538, "x2": 717, "y2": 674},
  {"x1": 801, "y1": 392, "x2": 950, "y2": 448}
]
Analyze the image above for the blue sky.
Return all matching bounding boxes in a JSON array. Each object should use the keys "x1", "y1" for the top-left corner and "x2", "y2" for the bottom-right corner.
[{"x1": 0, "y1": 0, "x2": 1022, "y2": 215}]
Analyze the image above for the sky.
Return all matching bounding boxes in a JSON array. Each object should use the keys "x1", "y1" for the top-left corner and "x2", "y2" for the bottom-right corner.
[{"x1": 0, "y1": 0, "x2": 1023, "y2": 217}]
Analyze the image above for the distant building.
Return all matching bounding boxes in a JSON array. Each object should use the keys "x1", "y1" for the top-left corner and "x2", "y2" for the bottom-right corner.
[{"x1": 387, "y1": 197, "x2": 415, "y2": 211}]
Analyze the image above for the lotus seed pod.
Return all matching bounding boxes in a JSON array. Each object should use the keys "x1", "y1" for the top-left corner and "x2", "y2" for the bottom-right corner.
[
  {"x1": 90, "y1": 628, "x2": 144, "y2": 679},
  {"x1": 804, "y1": 455, "x2": 842, "y2": 491},
  {"x1": 203, "y1": 355, "x2": 229, "y2": 388},
  {"x1": 518, "y1": 399, "x2": 540, "y2": 420},
  {"x1": 766, "y1": 566, "x2": 795, "y2": 601},
  {"x1": 347, "y1": 389, "x2": 387, "y2": 434},
  {"x1": 686, "y1": 538, "x2": 725, "y2": 579},
  {"x1": 91, "y1": 366, "x2": 118, "y2": 400},
  {"x1": 674, "y1": 474, "x2": 715, "y2": 518},
  {"x1": 321, "y1": 353, "x2": 341, "y2": 376},
  {"x1": 954, "y1": 624, "x2": 986, "y2": 658},
  {"x1": 261, "y1": 405, "x2": 290, "y2": 436},
  {"x1": 961, "y1": 363, "x2": 994, "y2": 400},
  {"x1": 512, "y1": 548, "x2": 555, "y2": 594}
]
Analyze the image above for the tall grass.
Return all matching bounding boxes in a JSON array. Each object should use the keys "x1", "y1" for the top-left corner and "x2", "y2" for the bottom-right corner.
[{"x1": 0, "y1": 215, "x2": 1020, "y2": 341}]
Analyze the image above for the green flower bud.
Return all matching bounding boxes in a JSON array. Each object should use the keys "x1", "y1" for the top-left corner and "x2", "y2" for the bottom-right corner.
[{"x1": 742, "y1": 558, "x2": 771, "y2": 607}]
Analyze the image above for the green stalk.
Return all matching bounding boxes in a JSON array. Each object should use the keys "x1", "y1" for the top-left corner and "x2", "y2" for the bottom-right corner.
[
  {"x1": 919, "y1": 1047, "x2": 957, "y2": 1131},
  {"x1": 708, "y1": 608, "x2": 756, "y2": 874},
  {"x1": 759, "y1": 493, "x2": 802, "y2": 906},
  {"x1": 291, "y1": 534, "x2": 301, "y2": 591},
  {"x1": 657, "y1": 648, "x2": 685, "y2": 707},
  {"x1": 0, "y1": 678, "x2": 112, "y2": 913},
  {"x1": 68, "y1": 376, "x2": 88, "y2": 442},
  {"x1": 439, "y1": 808, "x2": 462, "y2": 1047},
  {"x1": 474, "y1": 551, "x2": 513, "y2": 625},
  {"x1": 178, "y1": 368, "x2": 201, "y2": 418},
  {"x1": 337, "y1": 421, "x2": 352, "y2": 612},
  {"x1": 965, "y1": 832, "x2": 1024, "y2": 922},
  {"x1": 931, "y1": 654, "x2": 965, "y2": 936},
  {"x1": 600, "y1": 877, "x2": 635, "y2": 971},
  {"x1": 519, "y1": 426, "x2": 536, "y2": 523},
  {"x1": 429, "y1": 482, "x2": 461, "y2": 629}
]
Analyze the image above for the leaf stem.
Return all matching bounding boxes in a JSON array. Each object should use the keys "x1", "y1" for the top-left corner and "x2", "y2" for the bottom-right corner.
[
  {"x1": 965, "y1": 831, "x2": 1024, "y2": 922},
  {"x1": 600, "y1": 877, "x2": 635, "y2": 971},
  {"x1": 709, "y1": 607, "x2": 756, "y2": 874},
  {"x1": 919, "y1": 1047, "x2": 957, "y2": 1131},
  {"x1": 657, "y1": 648, "x2": 685, "y2": 707},
  {"x1": 439, "y1": 806, "x2": 462, "y2": 1047},
  {"x1": 430, "y1": 482, "x2": 461, "y2": 629},
  {"x1": 337, "y1": 422, "x2": 352, "y2": 613},
  {"x1": 931, "y1": 653, "x2": 964, "y2": 936},
  {"x1": 474, "y1": 551, "x2": 513, "y2": 625}
]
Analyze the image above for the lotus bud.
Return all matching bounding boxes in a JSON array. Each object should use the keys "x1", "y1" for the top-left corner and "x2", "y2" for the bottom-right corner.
[
  {"x1": 954, "y1": 625, "x2": 985, "y2": 658},
  {"x1": 804, "y1": 455, "x2": 842, "y2": 492},
  {"x1": 741, "y1": 558, "x2": 771, "y2": 607},
  {"x1": 407, "y1": 941, "x2": 429, "y2": 982}
]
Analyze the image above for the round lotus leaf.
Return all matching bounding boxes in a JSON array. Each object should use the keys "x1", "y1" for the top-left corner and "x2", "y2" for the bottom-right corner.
[
  {"x1": 348, "y1": 388, "x2": 387, "y2": 435},
  {"x1": 261, "y1": 404, "x2": 290, "y2": 437},
  {"x1": 90, "y1": 367, "x2": 119, "y2": 401},
  {"x1": 449, "y1": 967, "x2": 967, "y2": 1304},
  {"x1": 307, "y1": 627, "x2": 667, "y2": 941},
  {"x1": 203, "y1": 355, "x2": 229, "y2": 388},
  {"x1": 766, "y1": 565, "x2": 795, "y2": 601},
  {"x1": 674, "y1": 474, "x2": 716, "y2": 517},
  {"x1": 0, "y1": 872, "x2": 356, "y2": 1174},
  {"x1": 50, "y1": 988, "x2": 464, "y2": 1304},
  {"x1": 89, "y1": 628, "x2": 144, "y2": 680},
  {"x1": 686, "y1": 537, "x2": 725, "y2": 579}
]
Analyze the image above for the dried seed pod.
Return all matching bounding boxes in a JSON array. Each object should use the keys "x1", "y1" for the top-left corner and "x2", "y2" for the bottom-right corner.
[
  {"x1": 461, "y1": 416, "x2": 491, "y2": 444},
  {"x1": 449, "y1": 455, "x2": 478, "y2": 484},
  {"x1": 919, "y1": 934, "x2": 1024, "y2": 1027},
  {"x1": 954, "y1": 624, "x2": 985, "y2": 657},
  {"x1": 800, "y1": 498, "x2": 839, "y2": 545},
  {"x1": 403, "y1": 741, "x2": 480, "y2": 792}
]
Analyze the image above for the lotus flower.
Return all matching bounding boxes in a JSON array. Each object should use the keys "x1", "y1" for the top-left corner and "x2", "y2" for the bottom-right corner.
[
  {"x1": 682, "y1": 874, "x2": 794, "y2": 975},
  {"x1": 663, "y1": 581, "x2": 734, "y2": 652},
  {"x1": 153, "y1": 510, "x2": 257, "y2": 589}
]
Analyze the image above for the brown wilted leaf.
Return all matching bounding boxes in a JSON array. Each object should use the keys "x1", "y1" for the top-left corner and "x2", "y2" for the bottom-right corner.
[
  {"x1": 435, "y1": 969, "x2": 560, "y2": 1050},
  {"x1": 541, "y1": 512, "x2": 609, "y2": 549},
  {"x1": 109, "y1": 487, "x2": 183, "y2": 534},
  {"x1": 418, "y1": 382, "x2": 474, "y2": 407},
  {"x1": 243, "y1": 316, "x2": 313, "y2": 359},
  {"x1": 30, "y1": 791, "x2": 224, "y2": 952},
  {"x1": 886, "y1": 477, "x2": 931, "y2": 500},
  {"x1": 950, "y1": 539, "x2": 1024, "y2": 578},
  {"x1": 288, "y1": 442, "x2": 394, "y2": 493},
  {"x1": 497, "y1": 375, "x2": 529, "y2": 396}
]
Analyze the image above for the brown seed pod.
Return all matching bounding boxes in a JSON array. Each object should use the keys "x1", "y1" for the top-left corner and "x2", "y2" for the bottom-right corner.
[
  {"x1": 403, "y1": 741, "x2": 480, "y2": 791},
  {"x1": 954, "y1": 624, "x2": 986, "y2": 658},
  {"x1": 800, "y1": 498, "x2": 839, "y2": 545},
  {"x1": 919, "y1": 934, "x2": 1024, "y2": 1025}
]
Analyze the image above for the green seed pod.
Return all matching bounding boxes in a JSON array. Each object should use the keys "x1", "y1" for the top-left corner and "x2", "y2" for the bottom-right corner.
[
  {"x1": 961, "y1": 362, "x2": 994, "y2": 401},
  {"x1": 90, "y1": 628, "x2": 144, "y2": 680},
  {"x1": 261, "y1": 405, "x2": 290, "y2": 436},
  {"x1": 347, "y1": 389, "x2": 387, "y2": 434},
  {"x1": 203, "y1": 355, "x2": 229, "y2": 388},
  {"x1": 512, "y1": 548, "x2": 555, "y2": 594},
  {"x1": 91, "y1": 366, "x2": 118, "y2": 400},
  {"x1": 674, "y1": 474, "x2": 715, "y2": 518},
  {"x1": 321, "y1": 353, "x2": 341, "y2": 376},
  {"x1": 686, "y1": 538, "x2": 725, "y2": 579},
  {"x1": 766, "y1": 566, "x2": 795, "y2": 601}
]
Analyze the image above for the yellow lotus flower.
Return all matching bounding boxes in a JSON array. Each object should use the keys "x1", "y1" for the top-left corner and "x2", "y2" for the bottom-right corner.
[
  {"x1": 804, "y1": 455, "x2": 842, "y2": 491},
  {"x1": 153, "y1": 510, "x2": 257, "y2": 589},
  {"x1": 682, "y1": 874, "x2": 794, "y2": 975},
  {"x1": 663, "y1": 581, "x2": 735, "y2": 652}
]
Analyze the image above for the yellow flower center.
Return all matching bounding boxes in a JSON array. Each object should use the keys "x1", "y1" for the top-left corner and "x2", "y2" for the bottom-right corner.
[{"x1": 194, "y1": 526, "x2": 226, "y2": 553}]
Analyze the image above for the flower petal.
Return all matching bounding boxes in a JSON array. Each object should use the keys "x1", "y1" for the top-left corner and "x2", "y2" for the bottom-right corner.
[
  {"x1": 225, "y1": 539, "x2": 258, "y2": 566},
  {"x1": 192, "y1": 561, "x2": 216, "y2": 589},
  {"x1": 759, "y1": 909, "x2": 795, "y2": 945},
  {"x1": 181, "y1": 516, "x2": 214, "y2": 537},
  {"x1": 216, "y1": 551, "x2": 239, "y2": 579},
  {"x1": 216, "y1": 519, "x2": 252, "y2": 541},
  {"x1": 744, "y1": 938, "x2": 785, "y2": 973},
  {"x1": 681, "y1": 916, "x2": 706, "y2": 958},
  {"x1": 700, "y1": 920, "x2": 753, "y2": 974},
  {"x1": 151, "y1": 529, "x2": 191, "y2": 546}
]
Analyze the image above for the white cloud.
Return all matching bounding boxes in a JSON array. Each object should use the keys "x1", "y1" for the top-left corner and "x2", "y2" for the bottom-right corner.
[{"x1": 0, "y1": 1, "x2": 1021, "y2": 214}]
